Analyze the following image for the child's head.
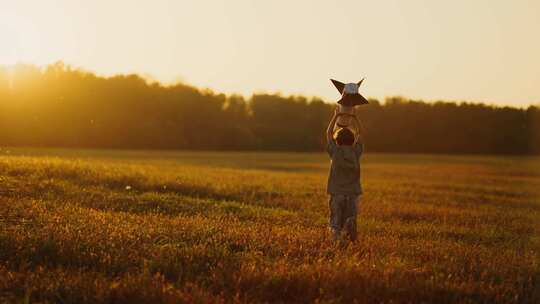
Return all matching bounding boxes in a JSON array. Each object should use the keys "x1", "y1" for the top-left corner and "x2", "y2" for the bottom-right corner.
[{"x1": 335, "y1": 128, "x2": 355, "y2": 146}]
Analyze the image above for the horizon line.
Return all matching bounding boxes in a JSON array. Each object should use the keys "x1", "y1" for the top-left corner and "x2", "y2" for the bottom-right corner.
[{"x1": 2, "y1": 60, "x2": 538, "y2": 110}]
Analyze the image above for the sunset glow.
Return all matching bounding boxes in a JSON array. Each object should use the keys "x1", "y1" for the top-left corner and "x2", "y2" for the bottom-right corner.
[{"x1": 1, "y1": 0, "x2": 539, "y2": 106}]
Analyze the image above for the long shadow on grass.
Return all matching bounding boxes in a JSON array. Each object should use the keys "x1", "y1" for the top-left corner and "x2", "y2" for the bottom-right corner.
[
  {"x1": 0, "y1": 162, "x2": 308, "y2": 213},
  {"x1": 0, "y1": 176, "x2": 320, "y2": 228}
]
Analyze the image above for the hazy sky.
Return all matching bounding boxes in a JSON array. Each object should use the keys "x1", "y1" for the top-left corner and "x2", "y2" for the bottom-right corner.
[{"x1": 1, "y1": 0, "x2": 539, "y2": 107}]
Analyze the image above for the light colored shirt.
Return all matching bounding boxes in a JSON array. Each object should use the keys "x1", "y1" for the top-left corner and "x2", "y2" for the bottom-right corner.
[{"x1": 326, "y1": 140, "x2": 363, "y2": 195}]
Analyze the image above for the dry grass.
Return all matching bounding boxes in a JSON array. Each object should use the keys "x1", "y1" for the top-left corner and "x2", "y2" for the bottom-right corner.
[{"x1": 0, "y1": 148, "x2": 539, "y2": 303}]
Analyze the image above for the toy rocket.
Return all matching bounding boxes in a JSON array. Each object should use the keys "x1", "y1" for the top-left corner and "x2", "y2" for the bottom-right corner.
[
  {"x1": 330, "y1": 79, "x2": 368, "y2": 129},
  {"x1": 331, "y1": 79, "x2": 369, "y2": 107}
]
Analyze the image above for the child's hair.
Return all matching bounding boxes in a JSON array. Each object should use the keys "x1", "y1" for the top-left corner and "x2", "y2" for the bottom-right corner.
[{"x1": 335, "y1": 128, "x2": 355, "y2": 146}]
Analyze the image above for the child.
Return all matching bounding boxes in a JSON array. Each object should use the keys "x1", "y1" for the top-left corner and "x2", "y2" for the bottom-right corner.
[{"x1": 326, "y1": 108, "x2": 364, "y2": 243}]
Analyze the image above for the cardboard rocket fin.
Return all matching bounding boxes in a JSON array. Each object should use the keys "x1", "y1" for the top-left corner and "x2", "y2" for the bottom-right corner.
[{"x1": 330, "y1": 79, "x2": 345, "y2": 94}]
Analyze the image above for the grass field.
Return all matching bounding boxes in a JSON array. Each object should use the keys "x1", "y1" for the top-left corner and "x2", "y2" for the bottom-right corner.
[{"x1": 1, "y1": 148, "x2": 539, "y2": 303}]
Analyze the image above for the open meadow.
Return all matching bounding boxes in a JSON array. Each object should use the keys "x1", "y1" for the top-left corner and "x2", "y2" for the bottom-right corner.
[{"x1": 0, "y1": 148, "x2": 539, "y2": 303}]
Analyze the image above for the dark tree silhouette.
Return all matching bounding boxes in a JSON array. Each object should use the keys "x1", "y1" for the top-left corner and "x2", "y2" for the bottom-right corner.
[{"x1": 0, "y1": 63, "x2": 538, "y2": 154}]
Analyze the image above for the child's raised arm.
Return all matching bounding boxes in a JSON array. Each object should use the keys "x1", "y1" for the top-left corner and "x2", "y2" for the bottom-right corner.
[
  {"x1": 352, "y1": 115, "x2": 363, "y2": 144},
  {"x1": 326, "y1": 108, "x2": 339, "y2": 143}
]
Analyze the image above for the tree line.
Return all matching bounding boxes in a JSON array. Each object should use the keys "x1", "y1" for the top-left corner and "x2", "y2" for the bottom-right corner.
[{"x1": 0, "y1": 63, "x2": 539, "y2": 154}]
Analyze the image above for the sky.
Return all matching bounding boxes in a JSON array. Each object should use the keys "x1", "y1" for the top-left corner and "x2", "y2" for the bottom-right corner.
[{"x1": 0, "y1": 0, "x2": 539, "y2": 107}]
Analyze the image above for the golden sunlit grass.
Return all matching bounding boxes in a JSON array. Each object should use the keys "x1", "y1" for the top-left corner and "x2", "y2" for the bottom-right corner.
[{"x1": 1, "y1": 148, "x2": 539, "y2": 303}]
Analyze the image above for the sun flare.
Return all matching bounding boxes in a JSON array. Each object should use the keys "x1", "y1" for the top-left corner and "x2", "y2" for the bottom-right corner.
[
  {"x1": 0, "y1": 27, "x2": 19, "y2": 66},
  {"x1": 0, "y1": 10, "x2": 42, "y2": 67}
]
